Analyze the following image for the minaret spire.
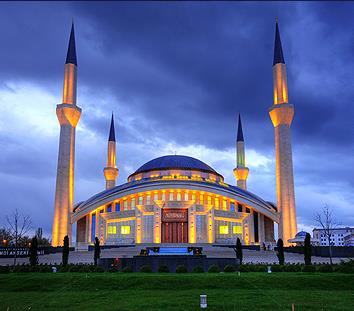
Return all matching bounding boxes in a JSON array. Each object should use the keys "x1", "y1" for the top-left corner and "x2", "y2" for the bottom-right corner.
[
  {"x1": 52, "y1": 24, "x2": 82, "y2": 246},
  {"x1": 233, "y1": 114, "x2": 249, "y2": 190},
  {"x1": 269, "y1": 19, "x2": 297, "y2": 246},
  {"x1": 104, "y1": 113, "x2": 119, "y2": 189}
]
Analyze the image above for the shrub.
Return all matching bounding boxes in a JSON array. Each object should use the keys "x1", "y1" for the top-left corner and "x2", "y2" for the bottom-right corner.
[
  {"x1": 62, "y1": 235, "x2": 69, "y2": 266},
  {"x1": 0, "y1": 266, "x2": 10, "y2": 274},
  {"x1": 13, "y1": 264, "x2": 30, "y2": 273},
  {"x1": 121, "y1": 266, "x2": 133, "y2": 273},
  {"x1": 276, "y1": 239, "x2": 285, "y2": 265},
  {"x1": 29, "y1": 236, "x2": 38, "y2": 266},
  {"x1": 224, "y1": 265, "x2": 236, "y2": 272},
  {"x1": 239, "y1": 264, "x2": 250, "y2": 272},
  {"x1": 271, "y1": 265, "x2": 284, "y2": 272},
  {"x1": 176, "y1": 265, "x2": 188, "y2": 273},
  {"x1": 58, "y1": 265, "x2": 69, "y2": 273},
  {"x1": 284, "y1": 264, "x2": 301, "y2": 272},
  {"x1": 235, "y1": 238, "x2": 243, "y2": 265},
  {"x1": 208, "y1": 265, "x2": 220, "y2": 273},
  {"x1": 304, "y1": 233, "x2": 312, "y2": 265},
  {"x1": 158, "y1": 265, "x2": 169, "y2": 273},
  {"x1": 39, "y1": 264, "x2": 52, "y2": 273},
  {"x1": 302, "y1": 264, "x2": 316, "y2": 272},
  {"x1": 140, "y1": 265, "x2": 152, "y2": 273},
  {"x1": 192, "y1": 266, "x2": 204, "y2": 273},
  {"x1": 93, "y1": 265, "x2": 104, "y2": 272},
  {"x1": 317, "y1": 264, "x2": 333, "y2": 273}
]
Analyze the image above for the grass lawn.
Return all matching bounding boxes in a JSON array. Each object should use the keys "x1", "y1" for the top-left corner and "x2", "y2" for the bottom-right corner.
[{"x1": 0, "y1": 272, "x2": 353, "y2": 310}]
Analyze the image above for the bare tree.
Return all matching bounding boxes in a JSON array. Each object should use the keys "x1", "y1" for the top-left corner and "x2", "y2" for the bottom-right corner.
[
  {"x1": 5, "y1": 209, "x2": 31, "y2": 266},
  {"x1": 314, "y1": 205, "x2": 340, "y2": 265}
]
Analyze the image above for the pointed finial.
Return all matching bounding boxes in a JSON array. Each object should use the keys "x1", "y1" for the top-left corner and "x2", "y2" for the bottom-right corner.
[
  {"x1": 65, "y1": 22, "x2": 77, "y2": 66},
  {"x1": 273, "y1": 18, "x2": 285, "y2": 66},
  {"x1": 237, "y1": 114, "x2": 244, "y2": 142},
  {"x1": 108, "y1": 113, "x2": 116, "y2": 142}
]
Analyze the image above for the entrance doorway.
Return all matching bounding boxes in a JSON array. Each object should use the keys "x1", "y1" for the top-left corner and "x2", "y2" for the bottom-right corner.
[{"x1": 161, "y1": 208, "x2": 188, "y2": 243}]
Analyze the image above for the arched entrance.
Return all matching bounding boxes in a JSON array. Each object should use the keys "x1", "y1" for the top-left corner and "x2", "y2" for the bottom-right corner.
[{"x1": 161, "y1": 208, "x2": 188, "y2": 243}]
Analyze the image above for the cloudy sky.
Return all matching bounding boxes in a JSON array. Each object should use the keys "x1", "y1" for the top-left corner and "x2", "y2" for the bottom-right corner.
[{"x1": 0, "y1": 1, "x2": 353, "y2": 239}]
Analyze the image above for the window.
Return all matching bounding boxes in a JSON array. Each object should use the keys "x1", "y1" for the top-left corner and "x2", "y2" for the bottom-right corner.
[
  {"x1": 91, "y1": 213, "x2": 96, "y2": 242},
  {"x1": 146, "y1": 195, "x2": 151, "y2": 205},
  {"x1": 121, "y1": 226, "x2": 131, "y2": 235},
  {"x1": 219, "y1": 225, "x2": 229, "y2": 235},
  {"x1": 192, "y1": 193, "x2": 196, "y2": 201},
  {"x1": 230, "y1": 202, "x2": 235, "y2": 212},
  {"x1": 245, "y1": 207, "x2": 250, "y2": 213},
  {"x1": 115, "y1": 202, "x2": 120, "y2": 212},
  {"x1": 107, "y1": 225, "x2": 116, "y2": 234},
  {"x1": 176, "y1": 192, "x2": 181, "y2": 201},
  {"x1": 222, "y1": 200, "x2": 227, "y2": 210},
  {"x1": 233, "y1": 224, "x2": 242, "y2": 234},
  {"x1": 123, "y1": 200, "x2": 128, "y2": 210},
  {"x1": 154, "y1": 193, "x2": 158, "y2": 202},
  {"x1": 199, "y1": 194, "x2": 204, "y2": 204},
  {"x1": 131, "y1": 198, "x2": 136, "y2": 208},
  {"x1": 184, "y1": 192, "x2": 189, "y2": 201},
  {"x1": 169, "y1": 192, "x2": 174, "y2": 201},
  {"x1": 138, "y1": 196, "x2": 143, "y2": 205},
  {"x1": 99, "y1": 209, "x2": 104, "y2": 214},
  {"x1": 207, "y1": 196, "x2": 212, "y2": 205},
  {"x1": 161, "y1": 192, "x2": 166, "y2": 201},
  {"x1": 238, "y1": 204, "x2": 243, "y2": 213},
  {"x1": 106, "y1": 204, "x2": 112, "y2": 213},
  {"x1": 215, "y1": 197, "x2": 219, "y2": 209}
]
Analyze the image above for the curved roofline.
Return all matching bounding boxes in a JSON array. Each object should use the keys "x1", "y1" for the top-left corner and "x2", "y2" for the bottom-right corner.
[
  {"x1": 73, "y1": 178, "x2": 278, "y2": 223},
  {"x1": 128, "y1": 155, "x2": 223, "y2": 180}
]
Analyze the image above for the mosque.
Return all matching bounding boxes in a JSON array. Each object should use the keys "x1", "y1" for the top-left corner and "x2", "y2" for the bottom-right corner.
[{"x1": 51, "y1": 21, "x2": 297, "y2": 248}]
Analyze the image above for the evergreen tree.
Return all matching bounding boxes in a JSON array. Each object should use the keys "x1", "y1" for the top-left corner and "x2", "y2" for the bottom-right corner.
[
  {"x1": 29, "y1": 236, "x2": 38, "y2": 266},
  {"x1": 94, "y1": 237, "x2": 101, "y2": 266},
  {"x1": 304, "y1": 233, "x2": 312, "y2": 265},
  {"x1": 235, "y1": 237, "x2": 243, "y2": 265},
  {"x1": 276, "y1": 238, "x2": 285, "y2": 265},
  {"x1": 62, "y1": 235, "x2": 69, "y2": 266}
]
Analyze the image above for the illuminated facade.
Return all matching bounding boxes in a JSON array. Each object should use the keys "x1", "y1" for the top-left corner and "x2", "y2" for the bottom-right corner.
[{"x1": 52, "y1": 21, "x2": 298, "y2": 247}]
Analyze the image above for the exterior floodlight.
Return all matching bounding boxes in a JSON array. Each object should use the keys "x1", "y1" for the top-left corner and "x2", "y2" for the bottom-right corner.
[{"x1": 200, "y1": 294, "x2": 207, "y2": 308}]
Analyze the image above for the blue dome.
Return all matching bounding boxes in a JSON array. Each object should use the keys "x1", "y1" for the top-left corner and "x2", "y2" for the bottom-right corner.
[
  {"x1": 296, "y1": 231, "x2": 308, "y2": 237},
  {"x1": 131, "y1": 155, "x2": 222, "y2": 177}
]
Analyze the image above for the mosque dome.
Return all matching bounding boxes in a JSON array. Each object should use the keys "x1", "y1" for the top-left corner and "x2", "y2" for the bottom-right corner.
[{"x1": 128, "y1": 155, "x2": 223, "y2": 182}]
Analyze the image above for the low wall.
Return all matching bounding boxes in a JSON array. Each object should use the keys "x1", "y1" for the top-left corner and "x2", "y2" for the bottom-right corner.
[
  {"x1": 284, "y1": 246, "x2": 354, "y2": 258},
  {"x1": 99, "y1": 255, "x2": 239, "y2": 272}
]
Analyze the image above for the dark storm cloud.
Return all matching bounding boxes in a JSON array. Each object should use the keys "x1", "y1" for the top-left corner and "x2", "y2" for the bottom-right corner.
[{"x1": 0, "y1": 1, "x2": 353, "y2": 232}]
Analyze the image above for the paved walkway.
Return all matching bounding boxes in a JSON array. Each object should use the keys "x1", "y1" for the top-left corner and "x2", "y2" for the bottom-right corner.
[{"x1": 0, "y1": 245, "x2": 350, "y2": 265}]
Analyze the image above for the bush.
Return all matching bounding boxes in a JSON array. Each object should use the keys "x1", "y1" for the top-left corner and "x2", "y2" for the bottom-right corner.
[
  {"x1": 317, "y1": 264, "x2": 333, "y2": 273},
  {"x1": 271, "y1": 265, "x2": 284, "y2": 272},
  {"x1": 140, "y1": 265, "x2": 152, "y2": 273},
  {"x1": 239, "y1": 264, "x2": 250, "y2": 272},
  {"x1": 284, "y1": 264, "x2": 301, "y2": 272},
  {"x1": 176, "y1": 265, "x2": 188, "y2": 273},
  {"x1": 192, "y1": 266, "x2": 204, "y2": 273},
  {"x1": 121, "y1": 266, "x2": 133, "y2": 273},
  {"x1": 0, "y1": 266, "x2": 10, "y2": 274},
  {"x1": 13, "y1": 264, "x2": 30, "y2": 273},
  {"x1": 302, "y1": 264, "x2": 316, "y2": 272},
  {"x1": 158, "y1": 265, "x2": 169, "y2": 273},
  {"x1": 208, "y1": 265, "x2": 220, "y2": 273},
  {"x1": 224, "y1": 265, "x2": 236, "y2": 272},
  {"x1": 39, "y1": 264, "x2": 52, "y2": 273}
]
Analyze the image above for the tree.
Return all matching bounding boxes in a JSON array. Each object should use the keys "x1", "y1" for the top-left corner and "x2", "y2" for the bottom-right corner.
[
  {"x1": 314, "y1": 205, "x2": 340, "y2": 265},
  {"x1": 304, "y1": 233, "x2": 312, "y2": 265},
  {"x1": 5, "y1": 209, "x2": 31, "y2": 266},
  {"x1": 35, "y1": 227, "x2": 51, "y2": 247},
  {"x1": 0, "y1": 227, "x2": 11, "y2": 246},
  {"x1": 29, "y1": 236, "x2": 38, "y2": 266},
  {"x1": 94, "y1": 237, "x2": 101, "y2": 266},
  {"x1": 276, "y1": 239, "x2": 285, "y2": 265},
  {"x1": 62, "y1": 235, "x2": 69, "y2": 266},
  {"x1": 233, "y1": 237, "x2": 243, "y2": 265}
]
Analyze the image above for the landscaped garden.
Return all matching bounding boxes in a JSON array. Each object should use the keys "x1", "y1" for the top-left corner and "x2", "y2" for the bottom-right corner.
[{"x1": 0, "y1": 272, "x2": 353, "y2": 310}]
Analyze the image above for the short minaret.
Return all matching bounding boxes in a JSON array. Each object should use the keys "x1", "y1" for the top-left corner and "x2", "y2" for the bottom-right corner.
[
  {"x1": 233, "y1": 114, "x2": 249, "y2": 190},
  {"x1": 52, "y1": 23, "x2": 81, "y2": 246},
  {"x1": 103, "y1": 114, "x2": 119, "y2": 189},
  {"x1": 269, "y1": 20, "x2": 297, "y2": 245}
]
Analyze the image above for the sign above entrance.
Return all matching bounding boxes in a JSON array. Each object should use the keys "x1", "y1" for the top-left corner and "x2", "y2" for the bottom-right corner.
[{"x1": 162, "y1": 208, "x2": 188, "y2": 222}]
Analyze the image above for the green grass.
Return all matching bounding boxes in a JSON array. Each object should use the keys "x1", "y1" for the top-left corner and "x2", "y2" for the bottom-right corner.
[{"x1": 0, "y1": 273, "x2": 353, "y2": 310}]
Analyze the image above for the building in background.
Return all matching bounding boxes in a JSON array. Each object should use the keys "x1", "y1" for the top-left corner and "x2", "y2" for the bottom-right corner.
[
  {"x1": 52, "y1": 20, "x2": 299, "y2": 247},
  {"x1": 313, "y1": 227, "x2": 354, "y2": 247}
]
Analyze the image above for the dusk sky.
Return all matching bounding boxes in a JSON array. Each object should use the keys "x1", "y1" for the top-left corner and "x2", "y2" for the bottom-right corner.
[{"x1": 0, "y1": 1, "x2": 353, "y2": 238}]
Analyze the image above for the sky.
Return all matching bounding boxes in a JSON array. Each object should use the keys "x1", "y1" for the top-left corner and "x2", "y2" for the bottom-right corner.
[{"x1": 0, "y1": 1, "x2": 353, "y2": 239}]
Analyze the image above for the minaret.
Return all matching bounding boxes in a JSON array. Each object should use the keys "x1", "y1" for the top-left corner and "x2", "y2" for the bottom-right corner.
[
  {"x1": 103, "y1": 114, "x2": 119, "y2": 189},
  {"x1": 233, "y1": 114, "x2": 249, "y2": 190},
  {"x1": 52, "y1": 23, "x2": 81, "y2": 246},
  {"x1": 269, "y1": 20, "x2": 297, "y2": 245}
]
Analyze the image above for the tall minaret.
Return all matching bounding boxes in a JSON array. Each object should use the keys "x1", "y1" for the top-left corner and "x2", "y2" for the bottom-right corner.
[
  {"x1": 269, "y1": 20, "x2": 297, "y2": 245},
  {"x1": 233, "y1": 114, "x2": 249, "y2": 190},
  {"x1": 52, "y1": 23, "x2": 81, "y2": 246},
  {"x1": 103, "y1": 114, "x2": 119, "y2": 189}
]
